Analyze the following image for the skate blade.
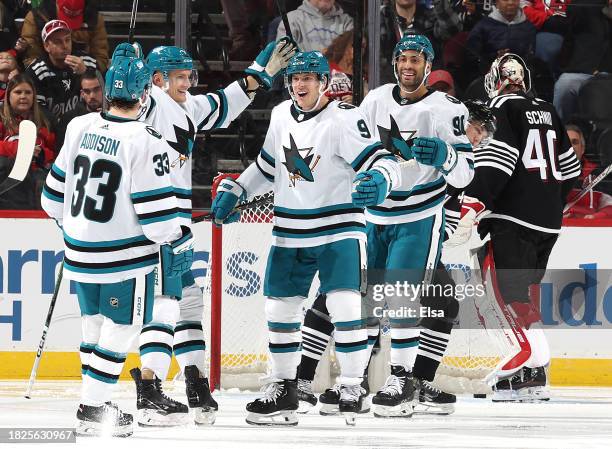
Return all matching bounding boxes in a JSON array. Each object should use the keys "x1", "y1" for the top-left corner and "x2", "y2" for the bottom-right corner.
[
  {"x1": 137, "y1": 409, "x2": 189, "y2": 427},
  {"x1": 342, "y1": 412, "x2": 357, "y2": 426},
  {"x1": 76, "y1": 420, "x2": 133, "y2": 438},
  {"x1": 297, "y1": 400, "x2": 316, "y2": 414},
  {"x1": 245, "y1": 410, "x2": 298, "y2": 426},
  {"x1": 372, "y1": 401, "x2": 414, "y2": 418},
  {"x1": 193, "y1": 407, "x2": 217, "y2": 426},
  {"x1": 492, "y1": 387, "x2": 550, "y2": 403},
  {"x1": 413, "y1": 401, "x2": 455, "y2": 415},
  {"x1": 319, "y1": 403, "x2": 340, "y2": 416}
]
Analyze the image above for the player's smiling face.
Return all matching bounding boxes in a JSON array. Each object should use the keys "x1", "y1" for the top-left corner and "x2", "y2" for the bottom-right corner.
[
  {"x1": 291, "y1": 73, "x2": 324, "y2": 110},
  {"x1": 395, "y1": 50, "x2": 428, "y2": 90},
  {"x1": 166, "y1": 69, "x2": 192, "y2": 103}
]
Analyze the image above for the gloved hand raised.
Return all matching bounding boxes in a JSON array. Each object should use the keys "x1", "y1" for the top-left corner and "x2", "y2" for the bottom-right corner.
[
  {"x1": 210, "y1": 177, "x2": 246, "y2": 225},
  {"x1": 245, "y1": 37, "x2": 298, "y2": 89}
]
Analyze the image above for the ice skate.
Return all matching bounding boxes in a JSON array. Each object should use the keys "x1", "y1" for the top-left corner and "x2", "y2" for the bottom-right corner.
[
  {"x1": 130, "y1": 367, "x2": 188, "y2": 427},
  {"x1": 297, "y1": 379, "x2": 317, "y2": 413},
  {"x1": 184, "y1": 365, "x2": 218, "y2": 425},
  {"x1": 339, "y1": 384, "x2": 370, "y2": 426},
  {"x1": 492, "y1": 366, "x2": 550, "y2": 402},
  {"x1": 245, "y1": 379, "x2": 299, "y2": 426},
  {"x1": 76, "y1": 402, "x2": 133, "y2": 437},
  {"x1": 414, "y1": 378, "x2": 456, "y2": 415},
  {"x1": 372, "y1": 366, "x2": 416, "y2": 418}
]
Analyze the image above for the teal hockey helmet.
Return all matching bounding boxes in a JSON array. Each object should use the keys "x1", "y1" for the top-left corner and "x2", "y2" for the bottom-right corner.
[
  {"x1": 285, "y1": 51, "x2": 330, "y2": 83},
  {"x1": 146, "y1": 46, "x2": 197, "y2": 87},
  {"x1": 393, "y1": 33, "x2": 435, "y2": 62},
  {"x1": 104, "y1": 57, "x2": 152, "y2": 102}
]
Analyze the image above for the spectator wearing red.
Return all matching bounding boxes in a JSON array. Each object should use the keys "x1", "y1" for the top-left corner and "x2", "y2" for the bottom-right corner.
[
  {"x1": 0, "y1": 73, "x2": 55, "y2": 171},
  {"x1": 521, "y1": 0, "x2": 569, "y2": 77},
  {"x1": 426, "y1": 69, "x2": 457, "y2": 96},
  {"x1": 323, "y1": 30, "x2": 355, "y2": 103},
  {"x1": 21, "y1": 0, "x2": 109, "y2": 72}
]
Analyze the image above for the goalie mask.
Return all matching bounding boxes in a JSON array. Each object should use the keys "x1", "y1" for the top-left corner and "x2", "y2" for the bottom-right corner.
[
  {"x1": 284, "y1": 51, "x2": 330, "y2": 113},
  {"x1": 484, "y1": 53, "x2": 531, "y2": 99}
]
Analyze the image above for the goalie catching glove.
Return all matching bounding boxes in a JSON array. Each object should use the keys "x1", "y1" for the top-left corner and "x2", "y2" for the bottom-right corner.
[
  {"x1": 210, "y1": 178, "x2": 246, "y2": 225},
  {"x1": 351, "y1": 169, "x2": 391, "y2": 207},
  {"x1": 161, "y1": 225, "x2": 194, "y2": 277},
  {"x1": 446, "y1": 195, "x2": 488, "y2": 246},
  {"x1": 245, "y1": 37, "x2": 298, "y2": 89}
]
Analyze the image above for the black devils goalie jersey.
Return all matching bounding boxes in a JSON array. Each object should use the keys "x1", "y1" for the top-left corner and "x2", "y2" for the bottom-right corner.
[{"x1": 465, "y1": 92, "x2": 581, "y2": 233}]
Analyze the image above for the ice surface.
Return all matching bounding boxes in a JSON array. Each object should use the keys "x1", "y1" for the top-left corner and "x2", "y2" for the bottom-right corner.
[{"x1": 1, "y1": 381, "x2": 611, "y2": 449}]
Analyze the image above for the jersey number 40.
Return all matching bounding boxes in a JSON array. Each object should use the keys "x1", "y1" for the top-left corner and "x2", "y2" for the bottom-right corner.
[{"x1": 522, "y1": 129, "x2": 562, "y2": 181}]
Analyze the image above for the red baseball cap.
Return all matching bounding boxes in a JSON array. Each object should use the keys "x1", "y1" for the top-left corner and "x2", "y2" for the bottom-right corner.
[
  {"x1": 57, "y1": 0, "x2": 85, "y2": 30},
  {"x1": 427, "y1": 70, "x2": 455, "y2": 89},
  {"x1": 41, "y1": 19, "x2": 71, "y2": 42}
]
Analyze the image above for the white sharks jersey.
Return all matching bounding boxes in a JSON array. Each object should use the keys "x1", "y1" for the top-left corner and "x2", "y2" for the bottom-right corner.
[
  {"x1": 359, "y1": 85, "x2": 474, "y2": 225},
  {"x1": 140, "y1": 82, "x2": 252, "y2": 225},
  {"x1": 237, "y1": 99, "x2": 401, "y2": 248},
  {"x1": 41, "y1": 112, "x2": 183, "y2": 283}
]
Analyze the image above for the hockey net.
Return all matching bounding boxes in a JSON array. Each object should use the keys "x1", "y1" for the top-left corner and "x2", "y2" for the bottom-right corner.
[{"x1": 204, "y1": 173, "x2": 517, "y2": 394}]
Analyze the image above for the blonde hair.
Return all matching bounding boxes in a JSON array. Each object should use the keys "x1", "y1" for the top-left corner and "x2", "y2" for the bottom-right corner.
[{"x1": 2, "y1": 74, "x2": 49, "y2": 133}]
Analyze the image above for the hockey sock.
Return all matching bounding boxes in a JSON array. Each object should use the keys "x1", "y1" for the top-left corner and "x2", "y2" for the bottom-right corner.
[
  {"x1": 299, "y1": 295, "x2": 334, "y2": 381},
  {"x1": 390, "y1": 325, "x2": 420, "y2": 370},
  {"x1": 139, "y1": 322, "x2": 174, "y2": 380},
  {"x1": 80, "y1": 314, "x2": 103, "y2": 378},
  {"x1": 412, "y1": 323, "x2": 452, "y2": 381},
  {"x1": 174, "y1": 320, "x2": 206, "y2": 373},
  {"x1": 266, "y1": 296, "x2": 303, "y2": 380}
]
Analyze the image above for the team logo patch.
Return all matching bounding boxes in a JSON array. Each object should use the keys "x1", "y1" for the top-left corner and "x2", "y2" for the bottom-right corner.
[
  {"x1": 445, "y1": 94, "x2": 461, "y2": 104},
  {"x1": 62, "y1": 79, "x2": 71, "y2": 91},
  {"x1": 377, "y1": 115, "x2": 416, "y2": 159},
  {"x1": 282, "y1": 133, "x2": 320, "y2": 186},
  {"x1": 110, "y1": 297, "x2": 119, "y2": 308},
  {"x1": 145, "y1": 126, "x2": 162, "y2": 139}
]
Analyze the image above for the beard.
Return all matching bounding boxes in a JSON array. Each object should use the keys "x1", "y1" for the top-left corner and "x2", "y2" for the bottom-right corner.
[{"x1": 398, "y1": 70, "x2": 424, "y2": 91}]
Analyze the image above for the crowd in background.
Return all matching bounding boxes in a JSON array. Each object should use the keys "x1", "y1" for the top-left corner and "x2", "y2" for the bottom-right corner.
[{"x1": 0, "y1": 0, "x2": 610, "y2": 216}]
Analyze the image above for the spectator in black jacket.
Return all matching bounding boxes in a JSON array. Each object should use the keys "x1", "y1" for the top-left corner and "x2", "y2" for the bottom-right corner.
[
  {"x1": 553, "y1": 0, "x2": 612, "y2": 122},
  {"x1": 25, "y1": 19, "x2": 96, "y2": 123},
  {"x1": 465, "y1": 0, "x2": 536, "y2": 79}
]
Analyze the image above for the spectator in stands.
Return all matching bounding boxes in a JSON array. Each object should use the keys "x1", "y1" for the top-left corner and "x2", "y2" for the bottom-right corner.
[
  {"x1": 25, "y1": 19, "x2": 96, "y2": 123},
  {"x1": 460, "y1": 0, "x2": 494, "y2": 32},
  {"x1": 553, "y1": 0, "x2": 612, "y2": 122},
  {"x1": 426, "y1": 69, "x2": 457, "y2": 96},
  {"x1": 0, "y1": 0, "x2": 31, "y2": 66},
  {"x1": 0, "y1": 51, "x2": 19, "y2": 101},
  {"x1": 465, "y1": 0, "x2": 536, "y2": 79},
  {"x1": 566, "y1": 122, "x2": 597, "y2": 178},
  {"x1": 323, "y1": 30, "x2": 355, "y2": 103},
  {"x1": 21, "y1": 0, "x2": 109, "y2": 72},
  {"x1": 276, "y1": 0, "x2": 353, "y2": 52},
  {"x1": 0, "y1": 73, "x2": 55, "y2": 209},
  {"x1": 220, "y1": 0, "x2": 260, "y2": 60},
  {"x1": 522, "y1": 0, "x2": 569, "y2": 78},
  {"x1": 56, "y1": 69, "x2": 103, "y2": 148}
]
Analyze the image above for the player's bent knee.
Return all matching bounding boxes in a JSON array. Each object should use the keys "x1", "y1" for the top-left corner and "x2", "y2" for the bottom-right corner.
[
  {"x1": 151, "y1": 295, "x2": 180, "y2": 326},
  {"x1": 265, "y1": 296, "x2": 304, "y2": 324},
  {"x1": 326, "y1": 289, "x2": 362, "y2": 323}
]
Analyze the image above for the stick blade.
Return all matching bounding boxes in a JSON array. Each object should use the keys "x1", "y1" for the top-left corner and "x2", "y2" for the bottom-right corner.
[{"x1": 0, "y1": 119, "x2": 36, "y2": 195}]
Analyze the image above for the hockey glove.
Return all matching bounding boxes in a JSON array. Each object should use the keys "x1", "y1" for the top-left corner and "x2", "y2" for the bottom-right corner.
[
  {"x1": 351, "y1": 170, "x2": 389, "y2": 207},
  {"x1": 446, "y1": 196, "x2": 488, "y2": 247},
  {"x1": 210, "y1": 178, "x2": 246, "y2": 225},
  {"x1": 111, "y1": 42, "x2": 143, "y2": 62},
  {"x1": 245, "y1": 37, "x2": 298, "y2": 89},
  {"x1": 161, "y1": 225, "x2": 194, "y2": 278},
  {"x1": 412, "y1": 137, "x2": 457, "y2": 174}
]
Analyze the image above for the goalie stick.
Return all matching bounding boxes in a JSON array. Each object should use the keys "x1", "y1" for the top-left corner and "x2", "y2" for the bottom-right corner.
[
  {"x1": 25, "y1": 263, "x2": 64, "y2": 399},
  {"x1": 563, "y1": 161, "x2": 612, "y2": 213},
  {"x1": 0, "y1": 120, "x2": 36, "y2": 196}
]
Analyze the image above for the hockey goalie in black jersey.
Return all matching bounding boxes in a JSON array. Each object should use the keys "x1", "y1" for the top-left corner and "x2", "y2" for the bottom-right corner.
[{"x1": 456, "y1": 53, "x2": 581, "y2": 402}]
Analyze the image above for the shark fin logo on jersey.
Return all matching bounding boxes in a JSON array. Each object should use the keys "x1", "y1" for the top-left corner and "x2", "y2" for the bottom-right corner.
[
  {"x1": 167, "y1": 114, "x2": 196, "y2": 168},
  {"x1": 282, "y1": 133, "x2": 320, "y2": 185},
  {"x1": 377, "y1": 115, "x2": 416, "y2": 159}
]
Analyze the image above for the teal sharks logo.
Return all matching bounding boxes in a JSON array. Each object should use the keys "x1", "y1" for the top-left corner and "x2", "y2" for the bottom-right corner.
[
  {"x1": 377, "y1": 115, "x2": 416, "y2": 160},
  {"x1": 282, "y1": 134, "x2": 320, "y2": 185},
  {"x1": 168, "y1": 115, "x2": 196, "y2": 168}
]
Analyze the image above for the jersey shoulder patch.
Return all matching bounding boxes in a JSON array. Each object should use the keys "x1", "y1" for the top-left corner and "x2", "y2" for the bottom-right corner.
[
  {"x1": 337, "y1": 101, "x2": 357, "y2": 110},
  {"x1": 145, "y1": 126, "x2": 162, "y2": 139},
  {"x1": 445, "y1": 94, "x2": 461, "y2": 104}
]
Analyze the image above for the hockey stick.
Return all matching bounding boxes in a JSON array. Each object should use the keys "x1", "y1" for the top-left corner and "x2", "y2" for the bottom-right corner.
[
  {"x1": 563, "y1": 161, "x2": 612, "y2": 213},
  {"x1": 25, "y1": 262, "x2": 64, "y2": 399},
  {"x1": 128, "y1": 0, "x2": 139, "y2": 44},
  {"x1": 0, "y1": 120, "x2": 36, "y2": 196},
  {"x1": 192, "y1": 194, "x2": 273, "y2": 224},
  {"x1": 276, "y1": 0, "x2": 293, "y2": 40}
]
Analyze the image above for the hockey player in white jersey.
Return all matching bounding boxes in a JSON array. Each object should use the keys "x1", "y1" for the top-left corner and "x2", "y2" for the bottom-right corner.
[
  {"x1": 357, "y1": 34, "x2": 474, "y2": 417},
  {"x1": 40, "y1": 57, "x2": 194, "y2": 437},
  {"x1": 211, "y1": 51, "x2": 402, "y2": 426},
  {"x1": 110, "y1": 39, "x2": 297, "y2": 426}
]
